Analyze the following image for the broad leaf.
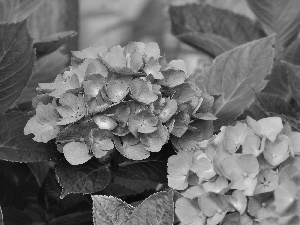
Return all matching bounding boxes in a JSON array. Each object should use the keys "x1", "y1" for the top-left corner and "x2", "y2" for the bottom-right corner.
[
  {"x1": 196, "y1": 35, "x2": 275, "y2": 128},
  {"x1": 282, "y1": 61, "x2": 300, "y2": 103},
  {"x1": 169, "y1": 4, "x2": 264, "y2": 56},
  {"x1": 48, "y1": 211, "x2": 93, "y2": 225},
  {"x1": 254, "y1": 92, "x2": 297, "y2": 118},
  {"x1": 116, "y1": 159, "x2": 168, "y2": 183},
  {"x1": 0, "y1": 206, "x2": 2, "y2": 225},
  {"x1": 0, "y1": 112, "x2": 60, "y2": 162},
  {"x1": 284, "y1": 38, "x2": 300, "y2": 65},
  {"x1": 0, "y1": 0, "x2": 45, "y2": 22},
  {"x1": 0, "y1": 20, "x2": 35, "y2": 113},
  {"x1": 17, "y1": 49, "x2": 68, "y2": 104},
  {"x1": 129, "y1": 190, "x2": 174, "y2": 225},
  {"x1": 279, "y1": 114, "x2": 300, "y2": 132},
  {"x1": 27, "y1": 161, "x2": 50, "y2": 187},
  {"x1": 56, "y1": 158, "x2": 111, "y2": 198},
  {"x1": 92, "y1": 190, "x2": 174, "y2": 225},
  {"x1": 101, "y1": 176, "x2": 157, "y2": 198},
  {"x1": 2, "y1": 207, "x2": 32, "y2": 225},
  {"x1": 92, "y1": 195, "x2": 134, "y2": 225},
  {"x1": 177, "y1": 32, "x2": 236, "y2": 58},
  {"x1": 262, "y1": 61, "x2": 292, "y2": 100},
  {"x1": 247, "y1": 0, "x2": 300, "y2": 52},
  {"x1": 34, "y1": 31, "x2": 77, "y2": 59}
]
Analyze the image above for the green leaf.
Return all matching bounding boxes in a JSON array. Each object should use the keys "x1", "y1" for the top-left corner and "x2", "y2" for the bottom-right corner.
[
  {"x1": 2, "y1": 207, "x2": 32, "y2": 225},
  {"x1": 284, "y1": 38, "x2": 300, "y2": 65},
  {"x1": 0, "y1": 20, "x2": 35, "y2": 113},
  {"x1": 92, "y1": 190, "x2": 174, "y2": 225},
  {"x1": 282, "y1": 61, "x2": 300, "y2": 103},
  {"x1": 129, "y1": 190, "x2": 174, "y2": 225},
  {"x1": 262, "y1": 61, "x2": 292, "y2": 101},
  {"x1": 17, "y1": 49, "x2": 69, "y2": 104},
  {"x1": 0, "y1": 206, "x2": 2, "y2": 225},
  {"x1": 48, "y1": 211, "x2": 93, "y2": 225},
  {"x1": 169, "y1": 4, "x2": 264, "y2": 56},
  {"x1": 34, "y1": 31, "x2": 77, "y2": 59},
  {"x1": 279, "y1": 114, "x2": 300, "y2": 132},
  {"x1": 247, "y1": 0, "x2": 300, "y2": 51},
  {"x1": 27, "y1": 161, "x2": 50, "y2": 187},
  {"x1": 101, "y1": 176, "x2": 157, "y2": 199},
  {"x1": 116, "y1": 159, "x2": 168, "y2": 183},
  {"x1": 55, "y1": 158, "x2": 111, "y2": 198},
  {"x1": 0, "y1": 112, "x2": 60, "y2": 162},
  {"x1": 92, "y1": 195, "x2": 134, "y2": 225},
  {"x1": 254, "y1": 92, "x2": 297, "y2": 118},
  {"x1": 177, "y1": 32, "x2": 237, "y2": 58},
  {"x1": 196, "y1": 35, "x2": 275, "y2": 128},
  {"x1": 0, "y1": 0, "x2": 45, "y2": 23}
]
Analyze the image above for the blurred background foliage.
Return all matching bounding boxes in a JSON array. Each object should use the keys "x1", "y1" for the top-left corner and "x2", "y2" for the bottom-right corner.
[{"x1": 0, "y1": 0, "x2": 254, "y2": 106}]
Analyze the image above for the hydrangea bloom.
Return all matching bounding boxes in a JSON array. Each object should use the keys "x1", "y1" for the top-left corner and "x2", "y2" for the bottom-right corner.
[
  {"x1": 24, "y1": 42, "x2": 214, "y2": 165},
  {"x1": 170, "y1": 116, "x2": 300, "y2": 225}
]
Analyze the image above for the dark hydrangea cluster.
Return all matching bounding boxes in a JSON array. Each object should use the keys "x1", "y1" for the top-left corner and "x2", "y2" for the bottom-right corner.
[{"x1": 24, "y1": 42, "x2": 214, "y2": 165}]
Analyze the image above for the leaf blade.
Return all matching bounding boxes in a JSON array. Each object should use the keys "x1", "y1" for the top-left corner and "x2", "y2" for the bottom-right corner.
[
  {"x1": 247, "y1": 0, "x2": 300, "y2": 50},
  {"x1": 116, "y1": 160, "x2": 168, "y2": 183},
  {"x1": 129, "y1": 190, "x2": 174, "y2": 225},
  {"x1": 196, "y1": 35, "x2": 275, "y2": 128},
  {"x1": 0, "y1": 112, "x2": 61, "y2": 162},
  {"x1": 0, "y1": 20, "x2": 35, "y2": 113},
  {"x1": 169, "y1": 4, "x2": 264, "y2": 56},
  {"x1": 56, "y1": 158, "x2": 111, "y2": 198}
]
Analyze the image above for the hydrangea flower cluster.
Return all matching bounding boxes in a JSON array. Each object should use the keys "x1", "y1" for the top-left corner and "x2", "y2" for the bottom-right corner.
[
  {"x1": 168, "y1": 116, "x2": 300, "y2": 225},
  {"x1": 24, "y1": 42, "x2": 214, "y2": 165}
]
